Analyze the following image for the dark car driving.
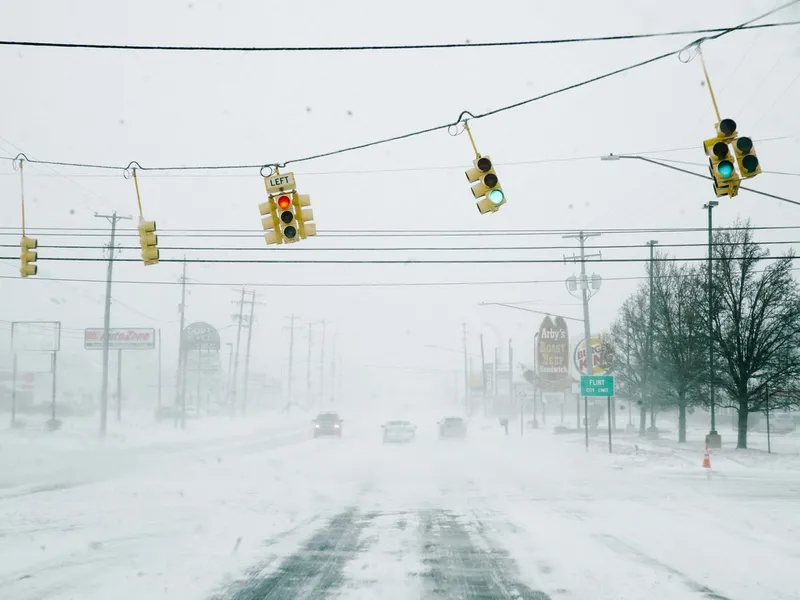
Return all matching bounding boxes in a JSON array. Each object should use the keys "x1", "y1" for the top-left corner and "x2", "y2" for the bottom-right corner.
[
  {"x1": 313, "y1": 411, "x2": 343, "y2": 438},
  {"x1": 438, "y1": 416, "x2": 467, "y2": 439}
]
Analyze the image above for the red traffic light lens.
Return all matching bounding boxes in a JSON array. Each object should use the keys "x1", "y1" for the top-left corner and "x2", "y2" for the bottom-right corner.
[{"x1": 277, "y1": 195, "x2": 291, "y2": 210}]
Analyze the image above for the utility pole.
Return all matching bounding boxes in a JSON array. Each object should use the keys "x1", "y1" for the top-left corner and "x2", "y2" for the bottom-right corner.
[
  {"x1": 646, "y1": 240, "x2": 659, "y2": 437},
  {"x1": 329, "y1": 333, "x2": 336, "y2": 404},
  {"x1": 242, "y1": 290, "x2": 264, "y2": 417},
  {"x1": 225, "y1": 342, "x2": 234, "y2": 403},
  {"x1": 480, "y1": 333, "x2": 487, "y2": 417},
  {"x1": 230, "y1": 287, "x2": 246, "y2": 416},
  {"x1": 157, "y1": 328, "x2": 162, "y2": 410},
  {"x1": 704, "y1": 201, "x2": 721, "y2": 448},
  {"x1": 50, "y1": 348, "x2": 58, "y2": 422},
  {"x1": 175, "y1": 257, "x2": 188, "y2": 429},
  {"x1": 462, "y1": 323, "x2": 469, "y2": 412},
  {"x1": 318, "y1": 320, "x2": 327, "y2": 407},
  {"x1": 306, "y1": 322, "x2": 313, "y2": 402},
  {"x1": 563, "y1": 231, "x2": 601, "y2": 451},
  {"x1": 116, "y1": 349, "x2": 123, "y2": 421},
  {"x1": 95, "y1": 211, "x2": 131, "y2": 436},
  {"x1": 286, "y1": 315, "x2": 297, "y2": 410}
]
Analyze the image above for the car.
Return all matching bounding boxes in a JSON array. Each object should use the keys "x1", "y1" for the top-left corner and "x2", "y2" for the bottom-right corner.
[
  {"x1": 438, "y1": 416, "x2": 467, "y2": 439},
  {"x1": 312, "y1": 411, "x2": 343, "y2": 438},
  {"x1": 381, "y1": 420, "x2": 416, "y2": 443}
]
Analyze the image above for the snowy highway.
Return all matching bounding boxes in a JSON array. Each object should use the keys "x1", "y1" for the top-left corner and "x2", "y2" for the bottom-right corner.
[{"x1": 2, "y1": 416, "x2": 800, "y2": 600}]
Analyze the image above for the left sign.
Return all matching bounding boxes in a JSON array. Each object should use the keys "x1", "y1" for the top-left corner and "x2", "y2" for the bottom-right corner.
[{"x1": 84, "y1": 328, "x2": 156, "y2": 350}]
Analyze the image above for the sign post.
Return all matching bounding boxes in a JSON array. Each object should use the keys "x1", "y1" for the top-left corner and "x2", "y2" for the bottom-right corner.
[{"x1": 580, "y1": 375, "x2": 615, "y2": 452}]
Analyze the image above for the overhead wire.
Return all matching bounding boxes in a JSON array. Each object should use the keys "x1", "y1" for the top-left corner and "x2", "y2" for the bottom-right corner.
[{"x1": 0, "y1": 3, "x2": 797, "y2": 173}]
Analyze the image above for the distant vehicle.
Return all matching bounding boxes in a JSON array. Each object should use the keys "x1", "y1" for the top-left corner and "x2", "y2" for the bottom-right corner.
[
  {"x1": 766, "y1": 413, "x2": 796, "y2": 434},
  {"x1": 382, "y1": 420, "x2": 416, "y2": 443},
  {"x1": 313, "y1": 412, "x2": 343, "y2": 438},
  {"x1": 438, "y1": 416, "x2": 467, "y2": 439}
]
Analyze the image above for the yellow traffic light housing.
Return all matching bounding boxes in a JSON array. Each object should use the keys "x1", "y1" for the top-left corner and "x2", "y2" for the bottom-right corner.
[
  {"x1": 466, "y1": 155, "x2": 505, "y2": 214},
  {"x1": 259, "y1": 197, "x2": 281, "y2": 245},
  {"x1": 20, "y1": 236, "x2": 38, "y2": 277},
  {"x1": 138, "y1": 219, "x2": 159, "y2": 265},
  {"x1": 734, "y1": 136, "x2": 761, "y2": 179},
  {"x1": 295, "y1": 193, "x2": 317, "y2": 239}
]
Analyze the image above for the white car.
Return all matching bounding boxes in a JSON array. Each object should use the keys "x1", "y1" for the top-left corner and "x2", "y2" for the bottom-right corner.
[{"x1": 381, "y1": 420, "x2": 417, "y2": 443}]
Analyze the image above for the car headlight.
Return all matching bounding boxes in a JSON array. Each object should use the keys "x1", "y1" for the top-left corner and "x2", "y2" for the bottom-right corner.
[
  {"x1": 334, "y1": 424, "x2": 340, "y2": 428},
  {"x1": 315, "y1": 424, "x2": 320, "y2": 428}
]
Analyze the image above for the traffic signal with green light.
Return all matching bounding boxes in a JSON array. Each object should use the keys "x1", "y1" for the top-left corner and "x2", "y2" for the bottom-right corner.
[
  {"x1": 137, "y1": 219, "x2": 159, "y2": 265},
  {"x1": 734, "y1": 136, "x2": 761, "y2": 179},
  {"x1": 466, "y1": 155, "x2": 505, "y2": 214},
  {"x1": 20, "y1": 236, "x2": 38, "y2": 277},
  {"x1": 703, "y1": 136, "x2": 740, "y2": 198}
]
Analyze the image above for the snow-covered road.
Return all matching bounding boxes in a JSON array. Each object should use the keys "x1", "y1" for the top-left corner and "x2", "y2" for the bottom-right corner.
[{"x1": 2, "y1": 417, "x2": 799, "y2": 600}]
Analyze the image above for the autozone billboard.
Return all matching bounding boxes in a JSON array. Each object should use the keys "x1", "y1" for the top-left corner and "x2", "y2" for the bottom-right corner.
[{"x1": 84, "y1": 328, "x2": 156, "y2": 350}]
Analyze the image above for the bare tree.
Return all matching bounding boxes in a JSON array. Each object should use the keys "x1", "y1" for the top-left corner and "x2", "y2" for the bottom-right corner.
[
  {"x1": 651, "y1": 259, "x2": 707, "y2": 442},
  {"x1": 710, "y1": 222, "x2": 800, "y2": 448},
  {"x1": 609, "y1": 285, "x2": 650, "y2": 436}
]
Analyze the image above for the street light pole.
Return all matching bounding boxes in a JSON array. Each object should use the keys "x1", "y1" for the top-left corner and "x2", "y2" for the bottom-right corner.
[{"x1": 704, "y1": 200, "x2": 721, "y2": 448}]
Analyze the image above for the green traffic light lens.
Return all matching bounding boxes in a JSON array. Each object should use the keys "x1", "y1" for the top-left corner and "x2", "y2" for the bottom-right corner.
[
  {"x1": 284, "y1": 225, "x2": 297, "y2": 239},
  {"x1": 717, "y1": 160, "x2": 734, "y2": 179},
  {"x1": 488, "y1": 189, "x2": 505, "y2": 205}
]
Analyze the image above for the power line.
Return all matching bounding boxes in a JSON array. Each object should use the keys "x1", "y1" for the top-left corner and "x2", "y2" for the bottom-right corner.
[
  {"x1": 0, "y1": 3, "x2": 796, "y2": 173},
  {"x1": 2, "y1": 267, "x2": 796, "y2": 289},
  {"x1": 0, "y1": 255, "x2": 791, "y2": 265},
  {"x1": 1, "y1": 21, "x2": 797, "y2": 53},
  {"x1": 2, "y1": 239, "x2": 799, "y2": 252}
]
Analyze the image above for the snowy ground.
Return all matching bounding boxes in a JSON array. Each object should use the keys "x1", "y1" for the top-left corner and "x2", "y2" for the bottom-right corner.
[{"x1": 1, "y1": 413, "x2": 799, "y2": 599}]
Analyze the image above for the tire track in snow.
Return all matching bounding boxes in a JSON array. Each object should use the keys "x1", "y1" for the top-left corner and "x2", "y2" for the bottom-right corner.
[{"x1": 418, "y1": 509, "x2": 550, "y2": 600}]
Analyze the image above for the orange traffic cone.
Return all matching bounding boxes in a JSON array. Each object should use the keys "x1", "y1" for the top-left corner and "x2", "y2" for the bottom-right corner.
[{"x1": 702, "y1": 447, "x2": 711, "y2": 469}]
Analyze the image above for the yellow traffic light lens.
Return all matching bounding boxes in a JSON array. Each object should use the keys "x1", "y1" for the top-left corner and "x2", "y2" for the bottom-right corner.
[
  {"x1": 484, "y1": 173, "x2": 498, "y2": 188},
  {"x1": 477, "y1": 157, "x2": 492, "y2": 172},
  {"x1": 712, "y1": 142, "x2": 729, "y2": 158},
  {"x1": 280, "y1": 210, "x2": 294, "y2": 224},
  {"x1": 717, "y1": 160, "x2": 734, "y2": 179},
  {"x1": 741, "y1": 155, "x2": 759, "y2": 173},
  {"x1": 284, "y1": 226, "x2": 297, "y2": 239},
  {"x1": 488, "y1": 189, "x2": 505, "y2": 205}
]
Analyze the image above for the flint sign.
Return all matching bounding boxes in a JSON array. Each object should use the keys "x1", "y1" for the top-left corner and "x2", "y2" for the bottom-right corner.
[
  {"x1": 84, "y1": 328, "x2": 156, "y2": 350},
  {"x1": 537, "y1": 316, "x2": 570, "y2": 390}
]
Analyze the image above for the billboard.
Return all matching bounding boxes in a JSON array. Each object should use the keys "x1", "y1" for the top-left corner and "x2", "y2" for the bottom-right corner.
[
  {"x1": 537, "y1": 316, "x2": 570, "y2": 390},
  {"x1": 182, "y1": 322, "x2": 221, "y2": 351},
  {"x1": 573, "y1": 336, "x2": 613, "y2": 376},
  {"x1": 84, "y1": 328, "x2": 156, "y2": 350},
  {"x1": 10, "y1": 321, "x2": 61, "y2": 352}
]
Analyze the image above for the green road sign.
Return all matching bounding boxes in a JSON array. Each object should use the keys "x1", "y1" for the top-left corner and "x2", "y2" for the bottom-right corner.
[{"x1": 581, "y1": 375, "x2": 615, "y2": 397}]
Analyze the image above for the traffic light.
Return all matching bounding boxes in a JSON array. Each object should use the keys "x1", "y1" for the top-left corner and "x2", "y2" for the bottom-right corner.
[
  {"x1": 275, "y1": 193, "x2": 298, "y2": 242},
  {"x1": 20, "y1": 236, "x2": 38, "y2": 277},
  {"x1": 259, "y1": 198, "x2": 280, "y2": 245},
  {"x1": 295, "y1": 193, "x2": 317, "y2": 239},
  {"x1": 734, "y1": 136, "x2": 761, "y2": 179},
  {"x1": 137, "y1": 219, "x2": 159, "y2": 265},
  {"x1": 466, "y1": 155, "x2": 505, "y2": 214},
  {"x1": 703, "y1": 136, "x2": 740, "y2": 198}
]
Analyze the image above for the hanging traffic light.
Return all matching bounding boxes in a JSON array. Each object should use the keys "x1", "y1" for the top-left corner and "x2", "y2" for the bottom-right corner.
[
  {"x1": 466, "y1": 155, "x2": 505, "y2": 214},
  {"x1": 276, "y1": 193, "x2": 298, "y2": 242},
  {"x1": 295, "y1": 193, "x2": 317, "y2": 239},
  {"x1": 734, "y1": 136, "x2": 761, "y2": 179},
  {"x1": 259, "y1": 197, "x2": 280, "y2": 245},
  {"x1": 704, "y1": 123, "x2": 740, "y2": 198},
  {"x1": 20, "y1": 236, "x2": 38, "y2": 277},
  {"x1": 137, "y1": 219, "x2": 159, "y2": 265}
]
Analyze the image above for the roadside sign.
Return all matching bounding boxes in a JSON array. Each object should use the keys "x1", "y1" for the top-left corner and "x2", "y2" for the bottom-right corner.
[
  {"x1": 265, "y1": 172, "x2": 296, "y2": 194},
  {"x1": 84, "y1": 328, "x2": 156, "y2": 350},
  {"x1": 580, "y1": 375, "x2": 615, "y2": 397}
]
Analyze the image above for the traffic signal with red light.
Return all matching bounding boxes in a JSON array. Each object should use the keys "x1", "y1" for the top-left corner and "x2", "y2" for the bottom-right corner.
[
  {"x1": 295, "y1": 193, "x2": 317, "y2": 239},
  {"x1": 466, "y1": 155, "x2": 505, "y2": 214},
  {"x1": 137, "y1": 219, "x2": 159, "y2": 265},
  {"x1": 20, "y1": 236, "x2": 38, "y2": 277},
  {"x1": 275, "y1": 193, "x2": 299, "y2": 242}
]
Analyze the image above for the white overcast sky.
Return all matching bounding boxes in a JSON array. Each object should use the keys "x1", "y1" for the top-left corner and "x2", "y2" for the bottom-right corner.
[{"x1": 1, "y1": 0, "x2": 799, "y2": 401}]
